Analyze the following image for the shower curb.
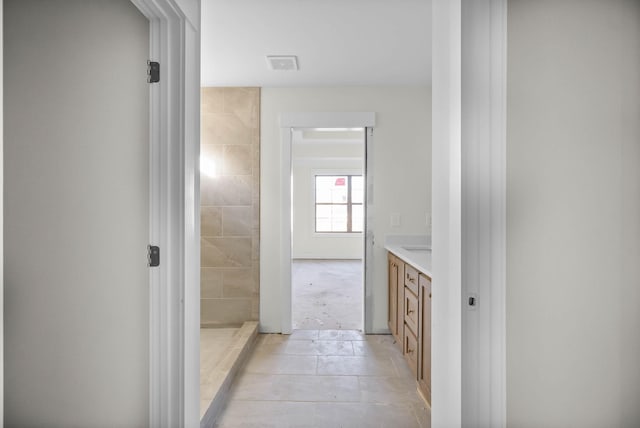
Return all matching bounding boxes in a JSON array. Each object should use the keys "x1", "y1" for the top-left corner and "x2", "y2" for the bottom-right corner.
[{"x1": 200, "y1": 321, "x2": 259, "y2": 428}]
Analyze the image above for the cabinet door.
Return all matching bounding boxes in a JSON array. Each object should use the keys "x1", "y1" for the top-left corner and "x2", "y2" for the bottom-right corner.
[
  {"x1": 418, "y1": 274, "x2": 432, "y2": 404},
  {"x1": 403, "y1": 323, "x2": 419, "y2": 376},
  {"x1": 404, "y1": 287, "x2": 419, "y2": 335},
  {"x1": 387, "y1": 253, "x2": 398, "y2": 338}
]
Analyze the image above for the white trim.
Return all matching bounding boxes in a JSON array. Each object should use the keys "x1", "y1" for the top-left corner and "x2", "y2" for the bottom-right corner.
[
  {"x1": 129, "y1": 1, "x2": 200, "y2": 427},
  {"x1": 460, "y1": 0, "x2": 506, "y2": 426},
  {"x1": 292, "y1": 139, "x2": 364, "y2": 145},
  {"x1": 363, "y1": 127, "x2": 375, "y2": 334},
  {"x1": 433, "y1": 0, "x2": 507, "y2": 426},
  {"x1": 281, "y1": 128, "x2": 293, "y2": 334},
  {"x1": 488, "y1": 3, "x2": 507, "y2": 424},
  {"x1": 293, "y1": 157, "x2": 364, "y2": 163},
  {"x1": 280, "y1": 112, "x2": 375, "y2": 129},
  {"x1": 0, "y1": 0, "x2": 4, "y2": 422},
  {"x1": 309, "y1": 233, "x2": 364, "y2": 239},
  {"x1": 431, "y1": 0, "x2": 462, "y2": 426},
  {"x1": 277, "y1": 113, "x2": 376, "y2": 334}
]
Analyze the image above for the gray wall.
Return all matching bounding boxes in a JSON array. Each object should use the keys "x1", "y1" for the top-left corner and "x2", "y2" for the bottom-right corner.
[
  {"x1": 507, "y1": 0, "x2": 640, "y2": 426},
  {"x1": 4, "y1": 1, "x2": 150, "y2": 425}
]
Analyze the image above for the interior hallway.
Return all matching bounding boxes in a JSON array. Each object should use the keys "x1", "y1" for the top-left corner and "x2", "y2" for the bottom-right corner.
[
  {"x1": 292, "y1": 260, "x2": 363, "y2": 330},
  {"x1": 214, "y1": 329, "x2": 430, "y2": 427}
]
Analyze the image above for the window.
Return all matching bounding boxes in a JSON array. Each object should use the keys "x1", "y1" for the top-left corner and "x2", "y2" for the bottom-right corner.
[{"x1": 315, "y1": 175, "x2": 364, "y2": 233}]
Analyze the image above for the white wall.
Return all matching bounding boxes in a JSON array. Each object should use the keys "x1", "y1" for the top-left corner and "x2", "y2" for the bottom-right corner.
[
  {"x1": 292, "y1": 138, "x2": 364, "y2": 259},
  {"x1": 507, "y1": 1, "x2": 640, "y2": 426},
  {"x1": 261, "y1": 86, "x2": 431, "y2": 333}
]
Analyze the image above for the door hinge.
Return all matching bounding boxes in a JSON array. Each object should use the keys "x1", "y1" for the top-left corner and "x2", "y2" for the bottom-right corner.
[
  {"x1": 148, "y1": 245, "x2": 160, "y2": 267},
  {"x1": 147, "y1": 61, "x2": 160, "y2": 83}
]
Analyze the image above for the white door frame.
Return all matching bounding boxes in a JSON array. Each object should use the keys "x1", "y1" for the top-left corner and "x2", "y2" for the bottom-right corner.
[
  {"x1": 279, "y1": 112, "x2": 376, "y2": 334},
  {"x1": 129, "y1": 1, "x2": 200, "y2": 427},
  {"x1": 1, "y1": 2, "x2": 4, "y2": 422},
  {"x1": 432, "y1": 0, "x2": 507, "y2": 426},
  {"x1": 461, "y1": 1, "x2": 507, "y2": 426}
]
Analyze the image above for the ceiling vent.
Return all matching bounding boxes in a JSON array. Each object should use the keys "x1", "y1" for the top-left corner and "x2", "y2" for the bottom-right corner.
[{"x1": 266, "y1": 55, "x2": 299, "y2": 71}]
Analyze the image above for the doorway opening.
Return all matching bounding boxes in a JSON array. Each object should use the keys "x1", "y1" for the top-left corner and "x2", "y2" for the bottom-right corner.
[{"x1": 291, "y1": 128, "x2": 366, "y2": 331}]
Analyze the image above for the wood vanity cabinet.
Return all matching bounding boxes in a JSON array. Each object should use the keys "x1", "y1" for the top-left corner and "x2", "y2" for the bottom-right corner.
[
  {"x1": 388, "y1": 251, "x2": 432, "y2": 405},
  {"x1": 403, "y1": 264, "x2": 420, "y2": 375},
  {"x1": 387, "y1": 253, "x2": 404, "y2": 345},
  {"x1": 418, "y1": 273, "x2": 432, "y2": 403}
]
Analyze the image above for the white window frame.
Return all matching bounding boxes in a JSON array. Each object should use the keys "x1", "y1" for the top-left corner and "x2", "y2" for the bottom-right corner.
[{"x1": 313, "y1": 174, "x2": 364, "y2": 234}]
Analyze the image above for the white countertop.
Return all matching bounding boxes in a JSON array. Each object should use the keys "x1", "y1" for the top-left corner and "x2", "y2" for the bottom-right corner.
[{"x1": 384, "y1": 235, "x2": 432, "y2": 278}]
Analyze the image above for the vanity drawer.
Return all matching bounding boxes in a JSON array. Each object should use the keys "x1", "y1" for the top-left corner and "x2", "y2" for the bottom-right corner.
[
  {"x1": 404, "y1": 286, "x2": 419, "y2": 335},
  {"x1": 403, "y1": 323, "x2": 418, "y2": 376},
  {"x1": 404, "y1": 264, "x2": 419, "y2": 295}
]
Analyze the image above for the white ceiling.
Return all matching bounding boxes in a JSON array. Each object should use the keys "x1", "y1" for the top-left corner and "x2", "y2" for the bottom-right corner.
[{"x1": 201, "y1": 0, "x2": 432, "y2": 87}]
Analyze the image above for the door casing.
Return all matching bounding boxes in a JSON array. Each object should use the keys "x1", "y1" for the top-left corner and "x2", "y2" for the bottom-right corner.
[
  {"x1": 128, "y1": 1, "x2": 200, "y2": 426},
  {"x1": 277, "y1": 112, "x2": 376, "y2": 334}
]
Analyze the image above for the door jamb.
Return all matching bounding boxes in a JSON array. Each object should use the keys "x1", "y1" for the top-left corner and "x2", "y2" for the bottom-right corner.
[
  {"x1": 432, "y1": 0, "x2": 507, "y2": 426},
  {"x1": 278, "y1": 112, "x2": 376, "y2": 334},
  {"x1": 460, "y1": 0, "x2": 507, "y2": 426},
  {"x1": 129, "y1": 1, "x2": 200, "y2": 427}
]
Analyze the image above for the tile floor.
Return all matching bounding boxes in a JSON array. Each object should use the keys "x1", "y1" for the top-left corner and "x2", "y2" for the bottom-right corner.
[
  {"x1": 214, "y1": 329, "x2": 430, "y2": 427},
  {"x1": 292, "y1": 260, "x2": 363, "y2": 330}
]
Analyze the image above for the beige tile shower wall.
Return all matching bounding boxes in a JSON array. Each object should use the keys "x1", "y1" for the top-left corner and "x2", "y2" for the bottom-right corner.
[{"x1": 201, "y1": 87, "x2": 260, "y2": 327}]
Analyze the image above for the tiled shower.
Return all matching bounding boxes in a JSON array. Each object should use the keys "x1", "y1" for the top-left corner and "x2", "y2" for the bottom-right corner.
[{"x1": 200, "y1": 87, "x2": 260, "y2": 326}]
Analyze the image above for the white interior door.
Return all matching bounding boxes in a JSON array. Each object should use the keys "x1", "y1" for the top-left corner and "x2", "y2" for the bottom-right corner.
[{"x1": 4, "y1": 0, "x2": 150, "y2": 425}]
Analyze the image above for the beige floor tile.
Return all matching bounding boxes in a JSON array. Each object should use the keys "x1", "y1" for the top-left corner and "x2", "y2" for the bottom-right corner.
[
  {"x1": 390, "y1": 354, "x2": 418, "y2": 380},
  {"x1": 353, "y1": 337, "x2": 401, "y2": 357},
  {"x1": 214, "y1": 400, "x2": 316, "y2": 428},
  {"x1": 257, "y1": 333, "x2": 288, "y2": 345},
  {"x1": 411, "y1": 400, "x2": 431, "y2": 428},
  {"x1": 258, "y1": 339, "x2": 355, "y2": 356},
  {"x1": 289, "y1": 329, "x2": 320, "y2": 340},
  {"x1": 358, "y1": 376, "x2": 422, "y2": 404},
  {"x1": 318, "y1": 329, "x2": 366, "y2": 341},
  {"x1": 243, "y1": 353, "x2": 317, "y2": 375},
  {"x1": 317, "y1": 355, "x2": 397, "y2": 376},
  {"x1": 313, "y1": 402, "x2": 420, "y2": 428},
  {"x1": 213, "y1": 331, "x2": 430, "y2": 427},
  {"x1": 230, "y1": 373, "x2": 360, "y2": 402},
  {"x1": 312, "y1": 402, "x2": 370, "y2": 427}
]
